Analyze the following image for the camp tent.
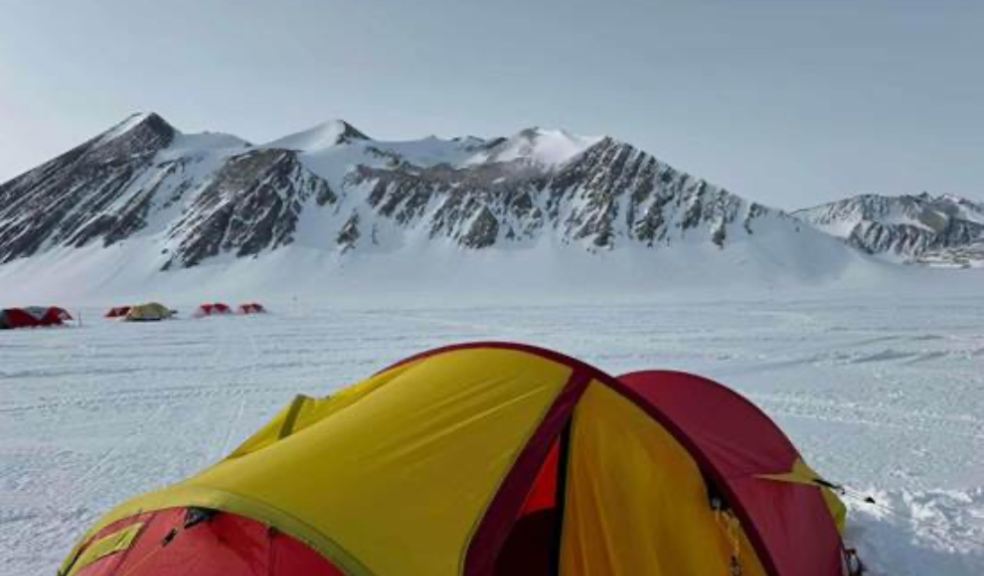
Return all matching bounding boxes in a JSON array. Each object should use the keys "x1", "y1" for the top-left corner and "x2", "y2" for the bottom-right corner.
[
  {"x1": 238, "y1": 302, "x2": 266, "y2": 314},
  {"x1": 59, "y1": 342, "x2": 858, "y2": 576},
  {"x1": 194, "y1": 303, "x2": 232, "y2": 317},
  {"x1": 124, "y1": 303, "x2": 173, "y2": 322},
  {"x1": 1, "y1": 306, "x2": 71, "y2": 329},
  {"x1": 105, "y1": 306, "x2": 131, "y2": 318}
]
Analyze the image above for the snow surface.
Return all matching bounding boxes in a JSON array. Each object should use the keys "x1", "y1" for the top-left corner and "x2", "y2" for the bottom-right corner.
[
  {"x1": 465, "y1": 127, "x2": 602, "y2": 167},
  {"x1": 261, "y1": 120, "x2": 362, "y2": 152},
  {"x1": 0, "y1": 230, "x2": 957, "y2": 308},
  {"x1": 1, "y1": 294, "x2": 982, "y2": 575}
]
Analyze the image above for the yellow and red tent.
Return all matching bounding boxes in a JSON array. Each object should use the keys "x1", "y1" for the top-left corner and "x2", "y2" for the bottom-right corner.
[{"x1": 59, "y1": 342, "x2": 855, "y2": 576}]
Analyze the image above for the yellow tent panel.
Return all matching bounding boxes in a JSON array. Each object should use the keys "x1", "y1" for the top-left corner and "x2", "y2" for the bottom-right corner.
[
  {"x1": 560, "y1": 381, "x2": 767, "y2": 575},
  {"x1": 69, "y1": 347, "x2": 572, "y2": 575}
]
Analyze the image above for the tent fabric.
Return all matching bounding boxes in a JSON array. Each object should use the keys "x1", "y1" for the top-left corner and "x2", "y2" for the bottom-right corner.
[
  {"x1": 65, "y1": 348, "x2": 575, "y2": 576},
  {"x1": 66, "y1": 521, "x2": 144, "y2": 575},
  {"x1": 238, "y1": 302, "x2": 266, "y2": 314},
  {"x1": 492, "y1": 438, "x2": 562, "y2": 575},
  {"x1": 105, "y1": 306, "x2": 131, "y2": 318},
  {"x1": 194, "y1": 303, "x2": 232, "y2": 317},
  {"x1": 617, "y1": 370, "x2": 847, "y2": 576},
  {"x1": 124, "y1": 303, "x2": 173, "y2": 322},
  {"x1": 560, "y1": 381, "x2": 767, "y2": 576},
  {"x1": 45, "y1": 306, "x2": 73, "y2": 324},
  {"x1": 1, "y1": 306, "x2": 71, "y2": 329},
  {"x1": 61, "y1": 342, "x2": 851, "y2": 576},
  {"x1": 65, "y1": 508, "x2": 345, "y2": 576},
  {"x1": 757, "y1": 458, "x2": 847, "y2": 533}
]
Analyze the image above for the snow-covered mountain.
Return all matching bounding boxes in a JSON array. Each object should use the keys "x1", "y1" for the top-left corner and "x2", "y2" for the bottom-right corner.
[
  {"x1": 0, "y1": 112, "x2": 826, "y2": 274},
  {"x1": 794, "y1": 193, "x2": 984, "y2": 267}
]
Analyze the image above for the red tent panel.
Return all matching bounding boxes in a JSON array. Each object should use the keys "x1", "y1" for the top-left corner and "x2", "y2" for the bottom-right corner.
[
  {"x1": 106, "y1": 306, "x2": 131, "y2": 318},
  {"x1": 1, "y1": 307, "x2": 70, "y2": 329},
  {"x1": 195, "y1": 303, "x2": 232, "y2": 317},
  {"x1": 2, "y1": 308, "x2": 39, "y2": 329},
  {"x1": 71, "y1": 508, "x2": 344, "y2": 576},
  {"x1": 617, "y1": 370, "x2": 845, "y2": 576},
  {"x1": 43, "y1": 307, "x2": 72, "y2": 325}
]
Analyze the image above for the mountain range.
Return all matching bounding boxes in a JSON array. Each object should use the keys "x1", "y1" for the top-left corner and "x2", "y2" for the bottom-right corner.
[{"x1": 0, "y1": 112, "x2": 981, "y2": 301}]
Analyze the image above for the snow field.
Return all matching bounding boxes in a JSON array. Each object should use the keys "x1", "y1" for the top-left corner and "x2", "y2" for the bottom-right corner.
[{"x1": 0, "y1": 297, "x2": 981, "y2": 575}]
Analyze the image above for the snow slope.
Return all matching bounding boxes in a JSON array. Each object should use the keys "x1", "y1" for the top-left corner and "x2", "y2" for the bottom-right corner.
[
  {"x1": 463, "y1": 127, "x2": 602, "y2": 167},
  {"x1": 0, "y1": 228, "x2": 949, "y2": 307},
  {"x1": 261, "y1": 119, "x2": 369, "y2": 151},
  {"x1": 1, "y1": 296, "x2": 981, "y2": 575}
]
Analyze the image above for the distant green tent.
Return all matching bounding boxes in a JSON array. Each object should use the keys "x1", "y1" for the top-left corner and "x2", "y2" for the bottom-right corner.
[{"x1": 124, "y1": 303, "x2": 173, "y2": 322}]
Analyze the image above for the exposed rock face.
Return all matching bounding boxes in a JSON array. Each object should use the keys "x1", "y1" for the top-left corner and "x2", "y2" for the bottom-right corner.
[
  {"x1": 348, "y1": 137, "x2": 769, "y2": 253},
  {"x1": 543, "y1": 138, "x2": 756, "y2": 250},
  {"x1": 332, "y1": 121, "x2": 370, "y2": 144},
  {"x1": 795, "y1": 193, "x2": 984, "y2": 265},
  {"x1": 0, "y1": 113, "x2": 175, "y2": 262},
  {"x1": 336, "y1": 212, "x2": 360, "y2": 253},
  {"x1": 164, "y1": 149, "x2": 334, "y2": 268},
  {"x1": 917, "y1": 240, "x2": 984, "y2": 268},
  {"x1": 0, "y1": 113, "x2": 336, "y2": 270},
  {"x1": 461, "y1": 206, "x2": 500, "y2": 248}
]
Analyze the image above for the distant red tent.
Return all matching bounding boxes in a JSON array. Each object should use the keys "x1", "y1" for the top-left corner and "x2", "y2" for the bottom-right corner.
[
  {"x1": 43, "y1": 307, "x2": 72, "y2": 325},
  {"x1": 1, "y1": 306, "x2": 72, "y2": 329},
  {"x1": 194, "y1": 303, "x2": 233, "y2": 318},
  {"x1": 105, "y1": 306, "x2": 132, "y2": 318},
  {"x1": 238, "y1": 302, "x2": 266, "y2": 314}
]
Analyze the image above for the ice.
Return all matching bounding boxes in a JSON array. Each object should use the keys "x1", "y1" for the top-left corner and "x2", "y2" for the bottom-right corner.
[{"x1": 1, "y1": 296, "x2": 981, "y2": 575}]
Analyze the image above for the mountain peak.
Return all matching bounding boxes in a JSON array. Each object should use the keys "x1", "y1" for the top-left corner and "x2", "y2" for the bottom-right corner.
[
  {"x1": 98, "y1": 112, "x2": 176, "y2": 144},
  {"x1": 467, "y1": 126, "x2": 604, "y2": 167},
  {"x1": 263, "y1": 119, "x2": 369, "y2": 152}
]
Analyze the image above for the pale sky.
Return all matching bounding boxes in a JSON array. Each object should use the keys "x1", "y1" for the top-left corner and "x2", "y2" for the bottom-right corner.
[{"x1": 1, "y1": 0, "x2": 982, "y2": 209}]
